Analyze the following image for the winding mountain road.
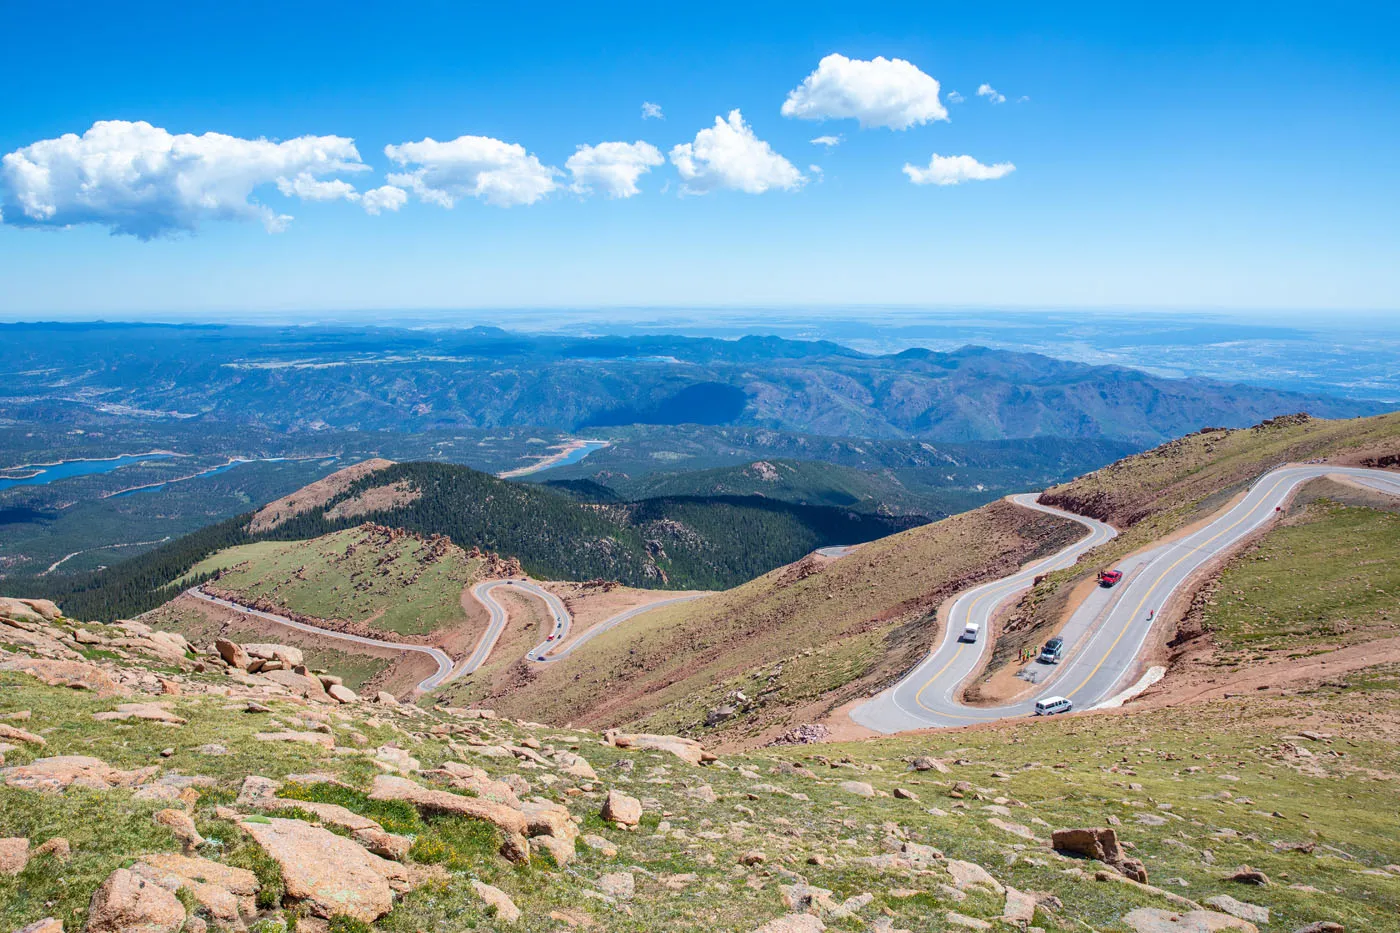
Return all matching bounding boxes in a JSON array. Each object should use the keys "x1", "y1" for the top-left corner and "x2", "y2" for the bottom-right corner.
[
  {"x1": 852, "y1": 464, "x2": 1400, "y2": 734},
  {"x1": 188, "y1": 587, "x2": 457, "y2": 691},
  {"x1": 468, "y1": 580, "x2": 704, "y2": 665}
]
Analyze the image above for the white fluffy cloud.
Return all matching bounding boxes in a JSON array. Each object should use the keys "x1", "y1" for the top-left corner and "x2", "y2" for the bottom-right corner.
[
  {"x1": 669, "y1": 110, "x2": 804, "y2": 195},
  {"x1": 781, "y1": 53, "x2": 947, "y2": 130},
  {"x1": 384, "y1": 135, "x2": 559, "y2": 208},
  {"x1": 276, "y1": 173, "x2": 359, "y2": 202},
  {"x1": 566, "y1": 141, "x2": 664, "y2": 198},
  {"x1": 641, "y1": 101, "x2": 664, "y2": 120},
  {"x1": 360, "y1": 185, "x2": 408, "y2": 215},
  {"x1": 0, "y1": 119, "x2": 366, "y2": 238},
  {"x1": 809, "y1": 135, "x2": 842, "y2": 147},
  {"x1": 903, "y1": 154, "x2": 1015, "y2": 186},
  {"x1": 947, "y1": 90, "x2": 965, "y2": 104},
  {"x1": 977, "y1": 83, "x2": 1006, "y2": 104}
]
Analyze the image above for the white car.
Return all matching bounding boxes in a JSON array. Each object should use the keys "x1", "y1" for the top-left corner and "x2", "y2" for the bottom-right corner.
[{"x1": 960, "y1": 622, "x2": 980, "y2": 643}]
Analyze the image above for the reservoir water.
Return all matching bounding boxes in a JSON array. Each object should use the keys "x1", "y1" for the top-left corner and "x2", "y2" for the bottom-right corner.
[{"x1": 0, "y1": 453, "x2": 176, "y2": 493}]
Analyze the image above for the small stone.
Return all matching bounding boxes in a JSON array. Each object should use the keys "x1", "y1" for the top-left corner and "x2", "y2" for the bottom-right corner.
[
  {"x1": 838, "y1": 780, "x2": 875, "y2": 797},
  {"x1": 740, "y1": 850, "x2": 767, "y2": 866},
  {"x1": 14, "y1": 919, "x2": 63, "y2": 933},
  {"x1": 153, "y1": 809, "x2": 204, "y2": 851},
  {"x1": 893, "y1": 787, "x2": 919, "y2": 800},
  {"x1": 0, "y1": 837, "x2": 29, "y2": 874},
  {"x1": 471, "y1": 880, "x2": 521, "y2": 923},
  {"x1": 34, "y1": 837, "x2": 71, "y2": 861},
  {"x1": 1206, "y1": 894, "x2": 1270, "y2": 924},
  {"x1": 1225, "y1": 865, "x2": 1270, "y2": 885},
  {"x1": 599, "y1": 871, "x2": 635, "y2": 899}
]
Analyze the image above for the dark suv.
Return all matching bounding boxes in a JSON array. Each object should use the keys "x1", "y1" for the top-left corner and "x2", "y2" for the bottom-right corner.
[{"x1": 1038, "y1": 637, "x2": 1065, "y2": 664}]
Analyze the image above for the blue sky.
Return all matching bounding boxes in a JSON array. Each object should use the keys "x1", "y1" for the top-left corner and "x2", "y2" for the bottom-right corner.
[{"x1": 2, "y1": 1, "x2": 1397, "y2": 316}]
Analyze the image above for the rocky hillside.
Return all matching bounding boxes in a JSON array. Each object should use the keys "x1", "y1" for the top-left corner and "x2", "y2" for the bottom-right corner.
[{"x1": 2, "y1": 596, "x2": 1392, "y2": 932}]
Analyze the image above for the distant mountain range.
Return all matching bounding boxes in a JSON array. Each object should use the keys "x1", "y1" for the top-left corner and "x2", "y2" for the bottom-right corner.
[{"x1": 0, "y1": 322, "x2": 1386, "y2": 444}]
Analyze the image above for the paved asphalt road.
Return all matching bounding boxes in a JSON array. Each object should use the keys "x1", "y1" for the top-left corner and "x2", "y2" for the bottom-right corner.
[
  {"x1": 188, "y1": 587, "x2": 456, "y2": 691},
  {"x1": 469, "y1": 580, "x2": 704, "y2": 664},
  {"x1": 466, "y1": 579, "x2": 572, "y2": 666},
  {"x1": 852, "y1": 465, "x2": 1400, "y2": 733}
]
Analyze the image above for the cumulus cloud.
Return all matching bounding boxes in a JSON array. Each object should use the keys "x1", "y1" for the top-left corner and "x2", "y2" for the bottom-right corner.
[
  {"x1": 903, "y1": 154, "x2": 1015, "y2": 186},
  {"x1": 384, "y1": 135, "x2": 559, "y2": 208},
  {"x1": 276, "y1": 173, "x2": 359, "y2": 202},
  {"x1": 566, "y1": 141, "x2": 664, "y2": 198},
  {"x1": 641, "y1": 101, "x2": 664, "y2": 120},
  {"x1": 670, "y1": 110, "x2": 804, "y2": 195},
  {"x1": 0, "y1": 119, "x2": 366, "y2": 238},
  {"x1": 977, "y1": 83, "x2": 1006, "y2": 104},
  {"x1": 947, "y1": 90, "x2": 965, "y2": 104},
  {"x1": 809, "y1": 135, "x2": 843, "y2": 147},
  {"x1": 781, "y1": 53, "x2": 947, "y2": 130},
  {"x1": 360, "y1": 185, "x2": 408, "y2": 215}
]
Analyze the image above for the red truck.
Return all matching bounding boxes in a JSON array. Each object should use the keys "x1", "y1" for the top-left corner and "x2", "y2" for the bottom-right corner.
[{"x1": 1098, "y1": 569, "x2": 1123, "y2": 587}]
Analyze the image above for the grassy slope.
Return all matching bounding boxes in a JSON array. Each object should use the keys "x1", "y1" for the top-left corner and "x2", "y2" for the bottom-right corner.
[
  {"x1": 143, "y1": 597, "x2": 400, "y2": 691},
  {"x1": 190, "y1": 525, "x2": 482, "y2": 637},
  {"x1": 970, "y1": 412, "x2": 1400, "y2": 691},
  {"x1": 3, "y1": 623, "x2": 1399, "y2": 932},
  {"x1": 1197, "y1": 484, "x2": 1400, "y2": 658},
  {"x1": 442, "y1": 499, "x2": 1083, "y2": 744},
  {"x1": 604, "y1": 458, "x2": 949, "y2": 517}
]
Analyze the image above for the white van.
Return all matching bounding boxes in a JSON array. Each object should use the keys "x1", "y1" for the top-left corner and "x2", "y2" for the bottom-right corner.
[
  {"x1": 1034, "y1": 696, "x2": 1073, "y2": 716},
  {"x1": 960, "y1": 622, "x2": 980, "y2": 643}
]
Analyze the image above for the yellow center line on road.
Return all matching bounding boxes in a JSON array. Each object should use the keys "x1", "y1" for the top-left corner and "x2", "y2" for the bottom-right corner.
[
  {"x1": 908, "y1": 515, "x2": 1111, "y2": 719},
  {"x1": 1064, "y1": 474, "x2": 1290, "y2": 699}
]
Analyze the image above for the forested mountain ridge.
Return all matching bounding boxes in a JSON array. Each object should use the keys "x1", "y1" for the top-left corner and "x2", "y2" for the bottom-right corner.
[
  {"x1": 1, "y1": 323, "x2": 1383, "y2": 443},
  {"x1": 2, "y1": 460, "x2": 921, "y2": 621}
]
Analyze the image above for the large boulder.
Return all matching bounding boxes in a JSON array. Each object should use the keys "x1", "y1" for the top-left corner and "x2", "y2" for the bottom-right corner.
[
  {"x1": 85, "y1": 867, "x2": 186, "y2": 933},
  {"x1": 604, "y1": 730, "x2": 715, "y2": 765},
  {"x1": 1053, "y1": 826, "x2": 1147, "y2": 881},
  {"x1": 237, "y1": 817, "x2": 396, "y2": 922},
  {"x1": 368, "y1": 774, "x2": 531, "y2": 862},
  {"x1": 0, "y1": 658, "x2": 128, "y2": 697},
  {"x1": 214, "y1": 638, "x2": 250, "y2": 671},
  {"x1": 0, "y1": 756, "x2": 156, "y2": 793},
  {"x1": 131, "y1": 854, "x2": 259, "y2": 926},
  {"x1": 259, "y1": 669, "x2": 331, "y2": 701},
  {"x1": 0, "y1": 597, "x2": 47, "y2": 625},
  {"x1": 244, "y1": 643, "x2": 305, "y2": 667},
  {"x1": 601, "y1": 789, "x2": 642, "y2": 827},
  {"x1": 1122, "y1": 908, "x2": 1258, "y2": 933}
]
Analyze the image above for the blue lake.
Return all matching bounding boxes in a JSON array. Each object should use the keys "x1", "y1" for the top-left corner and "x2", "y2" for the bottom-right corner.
[
  {"x1": 546, "y1": 441, "x2": 609, "y2": 470},
  {"x1": 0, "y1": 453, "x2": 176, "y2": 492}
]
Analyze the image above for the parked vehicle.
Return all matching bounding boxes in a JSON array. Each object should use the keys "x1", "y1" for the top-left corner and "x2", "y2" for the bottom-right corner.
[
  {"x1": 1098, "y1": 569, "x2": 1123, "y2": 587},
  {"x1": 1034, "y1": 696, "x2": 1073, "y2": 716},
  {"x1": 1038, "y1": 637, "x2": 1064, "y2": 664},
  {"x1": 960, "y1": 622, "x2": 980, "y2": 643}
]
